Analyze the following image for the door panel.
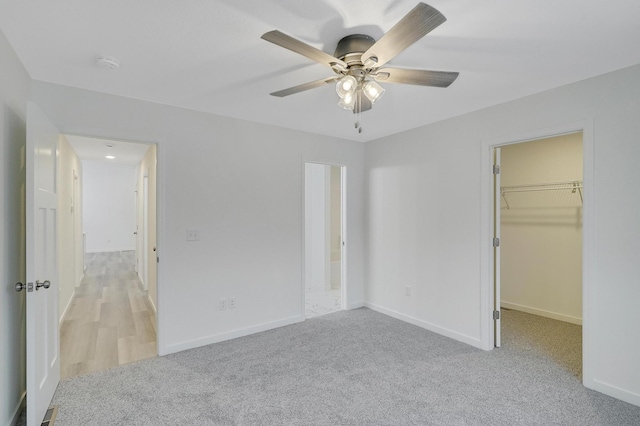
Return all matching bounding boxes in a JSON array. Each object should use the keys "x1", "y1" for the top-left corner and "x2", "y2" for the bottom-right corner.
[{"x1": 26, "y1": 102, "x2": 60, "y2": 426}]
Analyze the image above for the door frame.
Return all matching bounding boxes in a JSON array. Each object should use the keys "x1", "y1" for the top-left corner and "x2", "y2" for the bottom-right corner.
[
  {"x1": 302, "y1": 161, "x2": 348, "y2": 317},
  {"x1": 480, "y1": 120, "x2": 595, "y2": 388},
  {"x1": 58, "y1": 133, "x2": 166, "y2": 354},
  {"x1": 142, "y1": 174, "x2": 149, "y2": 290}
]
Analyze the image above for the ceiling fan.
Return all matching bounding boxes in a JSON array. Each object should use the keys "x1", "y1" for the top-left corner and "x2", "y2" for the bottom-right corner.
[{"x1": 261, "y1": 2, "x2": 459, "y2": 131}]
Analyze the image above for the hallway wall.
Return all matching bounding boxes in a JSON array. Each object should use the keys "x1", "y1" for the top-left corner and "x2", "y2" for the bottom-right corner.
[
  {"x1": 82, "y1": 160, "x2": 137, "y2": 253},
  {"x1": 136, "y1": 144, "x2": 157, "y2": 312},
  {"x1": 57, "y1": 134, "x2": 83, "y2": 322}
]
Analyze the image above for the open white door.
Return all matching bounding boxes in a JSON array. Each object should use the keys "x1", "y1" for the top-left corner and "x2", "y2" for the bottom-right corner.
[
  {"x1": 25, "y1": 102, "x2": 60, "y2": 425},
  {"x1": 493, "y1": 147, "x2": 502, "y2": 347}
]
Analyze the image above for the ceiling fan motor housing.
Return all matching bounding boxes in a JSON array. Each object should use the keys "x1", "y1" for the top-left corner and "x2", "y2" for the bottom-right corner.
[{"x1": 334, "y1": 34, "x2": 376, "y2": 67}]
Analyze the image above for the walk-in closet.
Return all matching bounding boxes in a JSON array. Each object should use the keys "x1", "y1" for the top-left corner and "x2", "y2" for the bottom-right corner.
[{"x1": 499, "y1": 132, "x2": 583, "y2": 378}]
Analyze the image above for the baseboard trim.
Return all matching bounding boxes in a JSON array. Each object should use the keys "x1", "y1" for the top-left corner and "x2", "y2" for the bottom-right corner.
[
  {"x1": 164, "y1": 315, "x2": 304, "y2": 355},
  {"x1": 501, "y1": 301, "x2": 582, "y2": 325},
  {"x1": 591, "y1": 379, "x2": 640, "y2": 408},
  {"x1": 347, "y1": 300, "x2": 364, "y2": 310},
  {"x1": 59, "y1": 289, "x2": 76, "y2": 326},
  {"x1": 9, "y1": 391, "x2": 26, "y2": 426},
  {"x1": 365, "y1": 302, "x2": 483, "y2": 349}
]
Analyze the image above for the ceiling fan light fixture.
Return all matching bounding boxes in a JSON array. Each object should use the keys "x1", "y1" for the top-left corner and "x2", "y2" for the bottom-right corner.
[
  {"x1": 363, "y1": 80, "x2": 385, "y2": 103},
  {"x1": 261, "y1": 3, "x2": 459, "y2": 130},
  {"x1": 336, "y1": 75, "x2": 358, "y2": 98},
  {"x1": 338, "y1": 91, "x2": 356, "y2": 110}
]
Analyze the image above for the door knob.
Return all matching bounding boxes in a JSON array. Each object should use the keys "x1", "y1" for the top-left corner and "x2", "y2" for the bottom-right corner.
[
  {"x1": 15, "y1": 282, "x2": 26, "y2": 292},
  {"x1": 36, "y1": 280, "x2": 51, "y2": 290}
]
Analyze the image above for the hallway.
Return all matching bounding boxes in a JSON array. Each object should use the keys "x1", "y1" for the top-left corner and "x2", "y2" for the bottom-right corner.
[{"x1": 60, "y1": 251, "x2": 157, "y2": 379}]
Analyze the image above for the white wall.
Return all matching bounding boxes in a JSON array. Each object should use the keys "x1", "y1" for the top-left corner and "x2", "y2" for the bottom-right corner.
[
  {"x1": 305, "y1": 163, "x2": 330, "y2": 292},
  {"x1": 365, "y1": 64, "x2": 640, "y2": 406},
  {"x1": 0, "y1": 29, "x2": 29, "y2": 426},
  {"x1": 330, "y1": 166, "x2": 342, "y2": 289},
  {"x1": 82, "y1": 160, "x2": 137, "y2": 253},
  {"x1": 29, "y1": 80, "x2": 366, "y2": 358},
  {"x1": 57, "y1": 134, "x2": 83, "y2": 322},
  {"x1": 3, "y1": 27, "x2": 639, "y2": 414},
  {"x1": 500, "y1": 134, "x2": 583, "y2": 324},
  {"x1": 330, "y1": 166, "x2": 342, "y2": 262}
]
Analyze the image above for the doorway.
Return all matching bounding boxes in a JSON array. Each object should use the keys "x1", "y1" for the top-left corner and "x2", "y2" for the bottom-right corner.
[
  {"x1": 304, "y1": 163, "x2": 346, "y2": 318},
  {"x1": 60, "y1": 135, "x2": 158, "y2": 378},
  {"x1": 493, "y1": 132, "x2": 584, "y2": 378}
]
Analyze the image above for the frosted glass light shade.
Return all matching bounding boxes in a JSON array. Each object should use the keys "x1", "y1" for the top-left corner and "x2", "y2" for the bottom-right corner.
[
  {"x1": 363, "y1": 80, "x2": 385, "y2": 103},
  {"x1": 338, "y1": 91, "x2": 356, "y2": 110},
  {"x1": 336, "y1": 75, "x2": 358, "y2": 98}
]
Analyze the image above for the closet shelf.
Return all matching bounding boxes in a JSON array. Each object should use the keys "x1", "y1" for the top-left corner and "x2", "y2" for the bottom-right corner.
[{"x1": 500, "y1": 180, "x2": 583, "y2": 210}]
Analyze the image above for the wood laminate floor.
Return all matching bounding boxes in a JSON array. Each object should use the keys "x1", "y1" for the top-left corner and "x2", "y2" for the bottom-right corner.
[{"x1": 60, "y1": 251, "x2": 157, "y2": 379}]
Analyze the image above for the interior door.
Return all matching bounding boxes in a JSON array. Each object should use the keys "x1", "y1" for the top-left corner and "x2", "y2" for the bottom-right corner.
[
  {"x1": 494, "y1": 147, "x2": 502, "y2": 347},
  {"x1": 25, "y1": 102, "x2": 60, "y2": 425}
]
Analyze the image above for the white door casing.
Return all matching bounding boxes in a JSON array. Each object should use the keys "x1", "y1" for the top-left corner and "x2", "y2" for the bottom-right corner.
[
  {"x1": 143, "y1": 175, "x2": 149, "y2": 290},
  {"x1": 494, "y1": 148, "x2": 501, "y2": 348},
  {"x1": 26, "y1": 102, "x2": 60, "y2": 425},
  {"x1": 339, "y1": 166, "x2": 347, "y2": 310}
]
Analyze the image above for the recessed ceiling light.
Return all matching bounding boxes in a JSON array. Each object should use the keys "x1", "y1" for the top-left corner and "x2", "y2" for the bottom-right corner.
[
  {"x1": 105, "y1": 155, "x2": 115, "y2": 159},
  {"x1": 96, "y1": 56, "x2": 120, "y2": 70}
]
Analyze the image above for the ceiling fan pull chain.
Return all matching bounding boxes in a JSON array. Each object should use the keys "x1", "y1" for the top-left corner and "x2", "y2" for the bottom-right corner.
[{"x1": 358, "y1": 91, "x2": 363, "y2": 133}]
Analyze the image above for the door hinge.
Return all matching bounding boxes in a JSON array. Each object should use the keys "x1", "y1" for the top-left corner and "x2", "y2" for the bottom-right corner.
[
  {"x1": 157, "y1": 257, "x2": 159, "y2": 264},
  {"x1": 493, "y1": 310, "x2": 500, "y2": 320},
  {"x1": 493, "y1": 237, "x2": 500, "y2": 247},
  {"x1": 493, "y1": 165, "x2": 500, "y2": 174},
  {"x1": 27, "y1": 282, "x2": 34, "y2": 292}
]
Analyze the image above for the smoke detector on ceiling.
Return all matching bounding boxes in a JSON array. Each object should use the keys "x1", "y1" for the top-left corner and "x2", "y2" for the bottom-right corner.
[{"x1": 96, "y1": 56, "x2": 120, "y2": 70}]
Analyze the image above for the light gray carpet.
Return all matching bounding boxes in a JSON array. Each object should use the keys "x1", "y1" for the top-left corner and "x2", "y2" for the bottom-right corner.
[{"x1": 21, "y1": 308, "x2": 640, "y2": 425}]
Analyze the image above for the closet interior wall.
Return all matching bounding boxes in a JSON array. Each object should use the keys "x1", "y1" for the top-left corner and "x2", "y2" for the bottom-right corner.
[{"x1": 500, "y1": 132, "x2": 583, "y2": 324}]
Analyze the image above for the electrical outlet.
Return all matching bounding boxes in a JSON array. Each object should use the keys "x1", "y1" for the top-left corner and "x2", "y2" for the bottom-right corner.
[
  {"x1": 405, "y1": 286, "x2": 411, "y2": 296},
  {"x1": 186, "y1": 229, "x2": 200, "y2": 241},
  {"x1": 219, "y1": 298, "x2": 227, "y2": 310},
  {"x1": 228, "y1": 297, "x2": 236, "y2": 309}
]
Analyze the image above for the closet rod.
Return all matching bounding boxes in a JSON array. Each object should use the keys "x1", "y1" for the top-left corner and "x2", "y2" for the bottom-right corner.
[{"x1": 501, "y1": 180, "x2": 582, "y2": 194}]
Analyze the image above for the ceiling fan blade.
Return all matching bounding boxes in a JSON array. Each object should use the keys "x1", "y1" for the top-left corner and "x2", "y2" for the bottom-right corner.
[
  {"x1": 262, "y1": 30, "x2": 347, "y2": 70},
  {"x1": 362, "y1": 3, "x2": 446, "y2": 68},
  {"x1": 375, "y1": 68, "x2": 459, "y2": 87},
  {"x1": 270, "y1": 76, "x2": 339, "y2": 97}
]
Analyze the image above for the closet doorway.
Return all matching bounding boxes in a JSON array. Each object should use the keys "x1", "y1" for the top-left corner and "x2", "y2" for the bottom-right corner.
[
  {"x1": 304, "y1": 163, "x2": 346, "y2": 318},
  {"x1": 494, "y1": 132, "x2": 583, "y2": 378}
]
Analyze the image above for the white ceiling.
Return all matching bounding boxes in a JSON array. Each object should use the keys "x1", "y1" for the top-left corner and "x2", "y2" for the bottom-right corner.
[
  {"x1": 66, "y1": 134, "x2": 150, "y2": 165},
  {"x1": 2, "y1": 0, "x2": 640, "y2": 142}
]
